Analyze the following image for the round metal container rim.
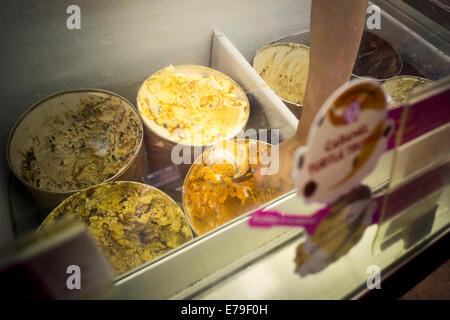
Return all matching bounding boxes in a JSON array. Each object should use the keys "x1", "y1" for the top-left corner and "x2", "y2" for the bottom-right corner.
[
  {"x1": 38, "y1": 180, "x2": 193, "y2": 238},
  {"x1": 252, "y1": 42, "x2": 310, "y2": 108},
  {"x1": 253, "y1": 35, "x2": 405, "y2": 106},
  {"x1": 181, "y1": 138, "x2": 272, "y2": 236},
  {"x1": 381, "y1": 75, "x2": 434, "y2": 87},
  {"x1": 7, "y1": 88, "x2": 145, "y2": 195},
  {"x1": 136, "y1": 64, "x2": 250, "y2": 148}
]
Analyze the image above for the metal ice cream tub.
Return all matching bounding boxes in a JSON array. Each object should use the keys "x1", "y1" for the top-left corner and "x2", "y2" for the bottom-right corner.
[
  {"x1": 382, "y1": 75, "x2": 433, "y2": 107},
  {"x1": 253, "y1": 43, "x2": 310, "y2": 120},
  {"x1": 136, "y1": 65, "x2": 250, "y2": 176},
  {"x1": 182, "y1": 138, "x2": 280, "y2": 236},
  {"x1": 7, "y1": 89, "x2": 148, "y2": 208}
]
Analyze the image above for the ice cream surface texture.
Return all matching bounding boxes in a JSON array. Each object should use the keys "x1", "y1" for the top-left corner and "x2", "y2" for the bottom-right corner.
[
  {"x1": 40, "y1": 182, "x2": 193, "y2": 275},
  {"x1": 13, "y1": 95, "x2": 142, "y2": 192},
  {"x1": 253, "y1": 43, "x2": 310, "y2": 105},
  {"x1": 137, "y1": 65, "x2": 249, "y2": 145},
  {"x1": 183, "y1": 140, "x2": 280, "y2": 235},
  {"x1": 382, "y1": 76, "x2": 432, "y2": 107}
]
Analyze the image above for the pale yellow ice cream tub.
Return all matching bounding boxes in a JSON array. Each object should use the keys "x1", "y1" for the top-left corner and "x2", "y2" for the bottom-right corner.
[{"x1": 137, "y1": 65, "x2": 250, "y2": 173}]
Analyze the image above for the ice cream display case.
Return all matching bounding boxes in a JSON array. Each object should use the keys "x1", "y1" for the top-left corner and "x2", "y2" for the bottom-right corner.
[{"x1": 0, "y1": 0, "x2": 449, "y2": 299}]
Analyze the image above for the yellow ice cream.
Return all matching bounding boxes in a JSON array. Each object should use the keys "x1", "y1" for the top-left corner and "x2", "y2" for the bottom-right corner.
[
  {"x1": 39, "y1": 182, "x2": 193, "y2": 275},
  {"x1": 137, "y1": 65, "x2": 249, "y2": 145}
]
